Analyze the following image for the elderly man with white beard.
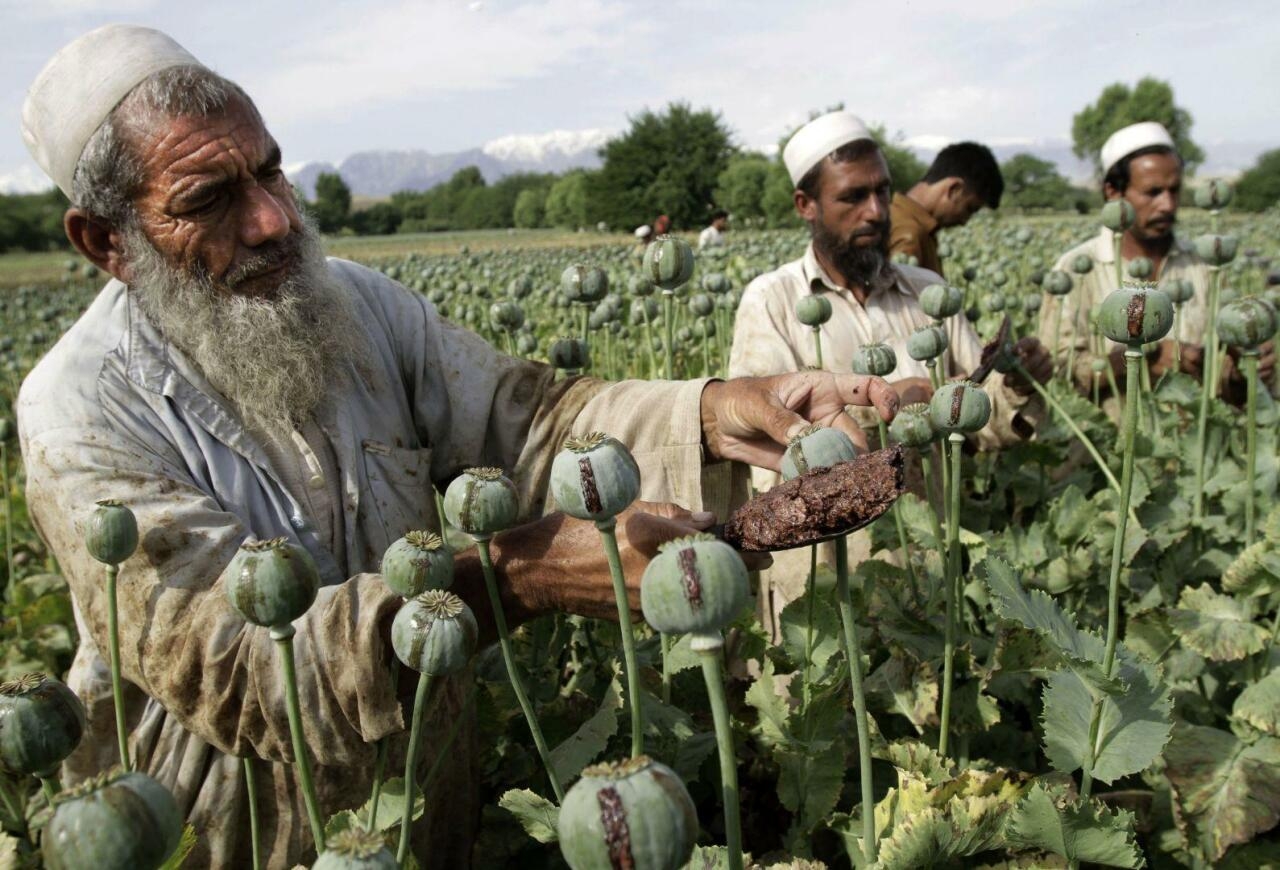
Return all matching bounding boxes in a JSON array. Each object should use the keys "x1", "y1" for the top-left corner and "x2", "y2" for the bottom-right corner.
[{"x1": 17, "y1": 25, "x2": 899, "y2": 868}]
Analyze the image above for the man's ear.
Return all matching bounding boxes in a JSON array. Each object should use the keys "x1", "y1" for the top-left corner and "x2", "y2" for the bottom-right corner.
[
  {"x1": 1102, "y1": 182, "x2": 1121, "y2": 202},
  {"x1": 64, "y1": 208, "x2": 131, "y2": 283},
  {"x1": 793, "y1": 189, "x2": 818, "y2": 223},
  {"x1": 944, "y1": 177, "x2": 967, "y2": 203}
]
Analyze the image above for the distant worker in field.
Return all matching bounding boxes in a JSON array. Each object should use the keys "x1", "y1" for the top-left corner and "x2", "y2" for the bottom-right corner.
[
  {"x1": 18, "y1": 26, "x2": 898, "y2": 868},
  {"x1": 729, "y1": 110, "x2": 1051, "y2": 638},
  {"x1": 699, "y1": 208, "x2": 729, "y2": 250},
  {"x1": 652, "y1": 213, "x2": 672, "y2": 236},
  {"x1": 889, "y1": 141, "x2": 1004, "y2": 276},
  {"x1": 1038, "y1": 121, "x2": 1274, "y2": 398}
]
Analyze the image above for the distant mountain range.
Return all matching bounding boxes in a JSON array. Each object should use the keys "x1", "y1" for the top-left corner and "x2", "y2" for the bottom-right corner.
[
  {"x1": 1, "y1": 129, "x2": 1270, "y2": 197},
  {"x1": 285, "y1": 128, "x2": 610, "y2": 199}
]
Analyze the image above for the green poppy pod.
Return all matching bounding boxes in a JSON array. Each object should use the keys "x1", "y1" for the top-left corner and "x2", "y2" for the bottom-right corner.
[
  {"x1": 1127, "y1": 257, "x2": 1154, "y2": 279},
  {"x1": 391, "y1": 590, "x2": 478, "y2": 677},
  {"x1": 1194, "y1": 234, "x2": 1240, "y2": 266},
  {"x1": 1216, "y1": 299, "x2": 1278, "y2": 350},
  {"x1": 443, "y1": 468, "x2": 519, "y2": 539},
  {"x1": 701, "y1": 272, "x2": 731, "y2": 294},
  {"x1": 906, "y1": 324, "x2": 950, "y2": 362},
  {"x1": 561, "y1": 264, "x2": 609, "y2": 304},
  {"x1": 516, "y1": 334, "x2": 538, "y2": 355},
  {"x1": 688, "y1": 293, "x2": 715, "y2": 318},
  {"x1": 851, "y1": 342, "x2": 897, "y2": 377},
  {"x1": 224, "y1": 537, "x2": 320, "y2": 628},
  {"x1": 889, "y1": 403, "x2": 937, "y2": 447},
  {"x1": 1070, "y1": 254, "x2": 1094, "y2": 276},
  {"x1": 981, "y1": 293, "x2": 1006, "y2": 313},
  {"x1": 929, "y1": 381, "x2": 992, "y2": 434},
  {"x1": 312, "y1": 827, "x2": 398, "y2": 869},
  {"x1": 508, "y1": 275, "x2": 534, "y2": 300},
  {"x1": 44, "y1": 771, "x2": 183, "y2": 870},
  {"x1": 640, "y1": 533, "x2": 748, "y2": 635},
  {"x1": 1090, "y1": 358, "x2": 1109, "y2": 374},
  {"x1": 644, "y1": 236, "x2": 695, "y2": 291},
  {"x1": 1194, "y1": 179, "x2": 1234, "y2": 210},
  {"x1": 558, "y1": 756, "x2": 698, "y2": 870},
  {"x1": 1161, "y1": 277, "x2": 1196, "y2": 305},
  {"x1": 780, "y1": 424, "x2": 859, "y2": 481},
  {"x1": 380, "y1": 531, "x2": 453, "y2": 597},
  {"x1": 1024, "y1": 295, "x2": 1043, "y2": 314},
  {"x1": 0, "y1": 672, "x2": 85, "y2": 776},
  {"x1": 549, "y1": 336, "x2": 588, "y2": 370},
  {"x1": 919, "y1": 284, "x2": 964, "y2": 319},
  {"x1": 1043, "y1": 270, "x2": 1073, "y2": 296},
  {"x1": 1097, "y1": 284, "x2": 1175, "y2": 346},
  {"x1": 551, "y1": 432, "x2": 641, "y2": 521},
  {"x1": 84, "y1": 499, "x2": 138, "y2": 566},
  {"x1": 795, "y1": 294, "x2": 833, "y2": 327},
  {"x1": 630, "y1": 275, "x2": 656, "y2": 298},
  {"x1": 990, "y1": 270, "x2": 1009, "y2": 288},
  {"x1": 1100, "y1": 199, "x2": 1136, "y2": 232}
]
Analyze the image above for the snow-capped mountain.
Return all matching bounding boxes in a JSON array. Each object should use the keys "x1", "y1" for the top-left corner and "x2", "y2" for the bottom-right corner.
[{"x1": 285, "y1": 129, "x2": 610, "y2": 199}]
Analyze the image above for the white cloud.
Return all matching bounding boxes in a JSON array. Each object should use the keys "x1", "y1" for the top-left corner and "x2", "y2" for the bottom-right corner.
[
  {"x1": 0, "y1": 163, "x2": 54, "y2": 194},
  {"x1": 249, "y1": 0, "x2": 641, "y2": 127}
]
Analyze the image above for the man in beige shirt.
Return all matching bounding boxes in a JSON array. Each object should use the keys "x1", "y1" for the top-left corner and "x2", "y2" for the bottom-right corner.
[
  {"x1": 1039, "y1": 121, "x2": 1274, "y2": 398},
  {"x1": 729, "y1": 110, "x2": 1051, "y2": 637}
]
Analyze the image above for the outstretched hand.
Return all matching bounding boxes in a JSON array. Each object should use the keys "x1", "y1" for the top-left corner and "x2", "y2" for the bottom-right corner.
[{"x1": 699, "y1": 371, "x2": 898, "y2": 470}]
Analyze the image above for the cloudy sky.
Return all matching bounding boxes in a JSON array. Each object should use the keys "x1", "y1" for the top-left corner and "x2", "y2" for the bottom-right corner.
[{"x1": 3, "y1": 0, "x2": 1277, "y2": 191}]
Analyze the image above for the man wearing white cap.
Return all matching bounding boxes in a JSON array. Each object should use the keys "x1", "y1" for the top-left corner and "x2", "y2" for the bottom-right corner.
[
  {"x1": 729, "y1": 110, "x2": 1052, "y2": 639},
  {"x1": 1039, "y1": 121, "x2": 1273, "y2": 397},
  {"x1": 17, "y1": 26, "x2": 900, "y2": 868}
]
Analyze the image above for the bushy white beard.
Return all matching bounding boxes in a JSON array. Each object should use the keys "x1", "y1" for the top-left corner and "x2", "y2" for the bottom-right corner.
[{"x1": 125, "y1": 219, "x2": 371, "y2": 433}]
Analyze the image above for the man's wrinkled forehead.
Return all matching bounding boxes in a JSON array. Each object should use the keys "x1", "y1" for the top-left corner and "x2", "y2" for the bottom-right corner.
[{"x1": 131, "y1": 102, "x2": 277, "y2": 204}]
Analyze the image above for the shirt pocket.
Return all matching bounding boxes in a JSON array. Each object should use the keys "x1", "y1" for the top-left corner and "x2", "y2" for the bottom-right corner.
[{"x1": 361, "y1": 440, "x2": 436, "y2": 549}]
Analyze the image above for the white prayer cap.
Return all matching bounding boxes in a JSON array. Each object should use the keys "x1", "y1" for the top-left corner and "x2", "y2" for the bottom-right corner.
[
  {"x1": 1100, "y1": 122, "x2": 1176, "y2": 176},
  {"x1": 782, "y1": 110, "x2": 875, "y2": 187},
  {"x1": 635, "y1": 225, "x2": 652, "y2": 238},
  {"x1": 22, "y1": 25, "x2": 205, "y2": 198}
]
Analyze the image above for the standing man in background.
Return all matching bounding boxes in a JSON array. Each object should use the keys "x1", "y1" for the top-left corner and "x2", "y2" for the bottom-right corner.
[
  {"x1": 699, "y1": 208, "x2": 728, "y2": 250},
  {"x1": 890, "y1": 142, "x2": 1004, "y2": 276}
]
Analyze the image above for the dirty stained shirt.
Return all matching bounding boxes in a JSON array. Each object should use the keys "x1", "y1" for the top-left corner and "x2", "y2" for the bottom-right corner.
[
  {"x1": 728, "y1": 244, "x2": 1035, "y2": 637},
  {"x1": 17, "y1": 258, "x2": 734, "y2": 869}
]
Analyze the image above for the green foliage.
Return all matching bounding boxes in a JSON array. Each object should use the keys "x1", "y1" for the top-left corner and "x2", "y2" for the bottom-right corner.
[
  {"x1": 498, "y1": 788, "x2": 559, "y2": 843},
  {"x1": 0, "y1": 190, "x2": 69, "y2": 253},
  {"x1": 544, "y1": 171, "x2": 594, "y2": 229},
  {"x1": 1004, "y1": 783, "x2": 1143, "y2": 868},
  {"x1": 1168, "y1": 583, "x2": 1270, "y2": 661},
  {"x1": 590, "y1": 102, "x2": 735, "y2": 230},
  {"x1": 1235, "y1": 148, "x2": 1280, "y2": 212},
  {"x1": 1164, "y1": 723, "x2": 1280, "y2": 862},
  {"x1": 311, "y1": 171, "x2": 352, "y2": 233},
  {"x1": 1001, "y1": 153, "x2": 1095, "y2": 212},
  {"x1": 512, "y1": 188, "x2": 547, "y2": 229},
  {"x1": 1071, "y1": 77, "x2": 1205, "y2": 174},
  {"x1": 715, "y1": 153, "x2": 777, "y2": 223}
]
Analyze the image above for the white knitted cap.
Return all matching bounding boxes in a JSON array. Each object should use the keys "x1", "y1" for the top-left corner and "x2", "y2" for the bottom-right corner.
[
  {"x1": 22, "y1": 24, "x2": 204, "y2": 197},
  {"x1": 1100, "y1": 121, "x2": 1176, "y2": 176},
  {"x1": 782, "y1": 111, "x2": 874, "y2": 186}
]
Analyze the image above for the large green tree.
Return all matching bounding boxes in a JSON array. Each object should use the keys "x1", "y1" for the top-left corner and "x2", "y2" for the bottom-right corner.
[
  {"x1": 1234, "y1": 149, "x2": 1280, "y2": 212},
  {"x1": 1071, "y1": 78, "x2": 1205, "y2": 175},
  {"x1": 513, "y1": 188, "x2": 547, "y2": 228},
  {"x1": 590, "y1": 102, "x2": 735, "y2": 231},
  {"x1": 1000, "y1": 153, "x2": 1076, "y2": 210},
  {"x1": 715, "y1": 153, "x2": 774, "y2": 221},
  {"x1": 311, "y1": 171, "x2": 352, "y2": 233},
  {"x1": 544, "y1": 170, "x2": 594, "y2": 229}
]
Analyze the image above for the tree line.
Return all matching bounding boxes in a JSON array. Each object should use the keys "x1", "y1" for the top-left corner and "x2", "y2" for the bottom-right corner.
[{"x1": 1, "y1": 77, "x2": 1277, "y2": 252}]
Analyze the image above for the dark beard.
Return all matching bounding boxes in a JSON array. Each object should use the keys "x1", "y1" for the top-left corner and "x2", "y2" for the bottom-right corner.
[{"x1": 812, "y1": 215, "x2": 893, "y2": 289}]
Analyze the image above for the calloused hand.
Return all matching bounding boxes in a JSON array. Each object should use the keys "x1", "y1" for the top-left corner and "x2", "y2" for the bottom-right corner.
[{"x1": 699, "y1": 371, "x2": 898, "y2": 470}]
